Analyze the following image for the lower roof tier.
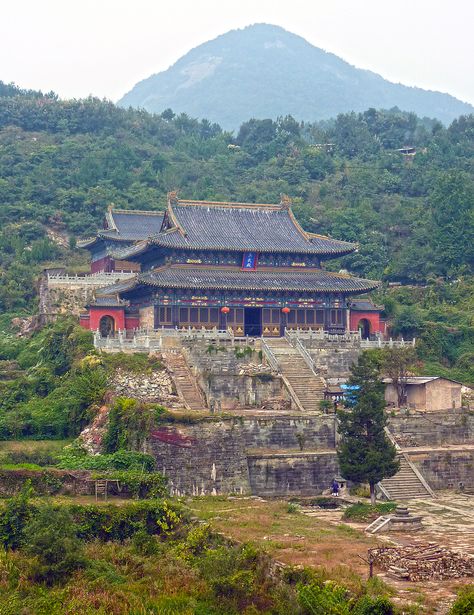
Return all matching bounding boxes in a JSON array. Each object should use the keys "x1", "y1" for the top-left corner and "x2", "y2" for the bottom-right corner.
[{"x1": 99, "y1": 265, "x2": 380, "y2": 295}]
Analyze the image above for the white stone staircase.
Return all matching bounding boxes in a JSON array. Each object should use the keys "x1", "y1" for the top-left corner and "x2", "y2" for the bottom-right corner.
[
  {"x1": 264, "y1": 338, "x2": 326, "y2": 412},
  {"x1": 379, "y1": 455, "x2": 434, "y2": 500},
  {"x1": 165, "y1": 352, "x2": 207, "y2": 411}
]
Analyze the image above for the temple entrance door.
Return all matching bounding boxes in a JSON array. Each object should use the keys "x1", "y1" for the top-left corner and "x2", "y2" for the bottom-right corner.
[
  {"x1": 244, "y1": 308, "x2": 262, "y2": 337},
  {"x1": 358, "y1": 318, "x2": 370, "y2": 339},
  {"x1": 99, "y1": 315, "x2": 115, "y2": 337}
]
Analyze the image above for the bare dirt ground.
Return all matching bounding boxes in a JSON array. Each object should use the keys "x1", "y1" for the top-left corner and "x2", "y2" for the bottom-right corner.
[{"x1": 190, "y1": 493, "x2": 474, "y2": 614}]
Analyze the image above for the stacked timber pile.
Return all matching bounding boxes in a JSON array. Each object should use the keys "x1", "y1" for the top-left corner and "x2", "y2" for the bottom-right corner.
[{"x1": 369, "y1": 543, "x2": 474, "y2": 581}]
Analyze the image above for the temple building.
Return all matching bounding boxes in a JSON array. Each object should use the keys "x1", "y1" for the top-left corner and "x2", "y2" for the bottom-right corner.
[{"x1": 79, "y1": 193, "x2": 384, "y2": 337}]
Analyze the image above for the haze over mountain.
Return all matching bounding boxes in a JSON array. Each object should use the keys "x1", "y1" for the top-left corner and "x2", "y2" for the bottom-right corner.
[{"x1": 118, "y1": 24, "x2": 473, "y2": 130}]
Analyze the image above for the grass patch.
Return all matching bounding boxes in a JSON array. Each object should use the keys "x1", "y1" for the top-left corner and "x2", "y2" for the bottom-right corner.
[
  {"x1": 0, "y1": 439, "x2": 71, "y2": 466},
  {"x1": 102, "y1": 352, "x2": 164, "y2": 374},
  {"x1": 342, "y1": 502, "x2": 397, "y2": 522}
]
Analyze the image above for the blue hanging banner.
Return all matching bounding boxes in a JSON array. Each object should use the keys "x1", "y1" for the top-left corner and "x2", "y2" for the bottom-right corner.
[{"x1": 242, "y1": 252, "x2": 258, "y2": 270}]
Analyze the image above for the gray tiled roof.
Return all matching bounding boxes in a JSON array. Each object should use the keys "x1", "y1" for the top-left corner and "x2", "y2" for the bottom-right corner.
[
  {"x1": 156, "y1": 201, "x2": 356, "y2": 254},
  {"x1": 101, "y1": 209, "x2": 164, "y2": 241},
  {"x1": 88, "y1": 296, "x2": 130, "y2": 307},
  {"x1": 350, "y1": 298, "x2": 384, "y2": 311},
  {"x1": 79, "y1": 210, "x2": 164, "y2": 248},
  {"x1": 100, "y1": 266, "x2": 379, "y2": 295}
]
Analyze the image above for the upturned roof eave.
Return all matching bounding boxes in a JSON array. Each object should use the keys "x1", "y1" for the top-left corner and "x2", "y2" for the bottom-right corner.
[{"x1": 104, "y1": 266, "x2": 381, "y2": 295}]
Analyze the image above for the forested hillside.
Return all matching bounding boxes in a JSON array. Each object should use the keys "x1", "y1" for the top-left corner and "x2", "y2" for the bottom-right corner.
[{"x1": 0, "y1": 82, "x2": 473, "y2": 383}]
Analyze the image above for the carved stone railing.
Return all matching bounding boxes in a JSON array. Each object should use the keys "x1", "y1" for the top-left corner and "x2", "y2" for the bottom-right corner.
[
  {"x1": 285, "y1": 329, "x2": 319, "y2": 377},
  {"x1": 360, "y1": 338, "x2": 416, "y2": 349},
  {"x1": 47, "y1": 271, "x2": 135, "y2": 287},
  {"x1": 285, "y1": 328, "x2": 415, "y2": 349},
  {"x1": 260, "y1": 338, "x2": 280, "y2": 374}
]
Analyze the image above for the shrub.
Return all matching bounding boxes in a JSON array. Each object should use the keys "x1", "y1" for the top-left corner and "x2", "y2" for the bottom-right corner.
[
  {"x1": 57, "y1": 446, "x2": 156, "y2": 472},
  {"x1": 92, "y1": 470, "x2": 168, "y2": 499},
  {"x1": 23, "y1": 504, "x2": 86, "y2": 585},
  {"x1": 0, "y1": 467, "x2": 63, "y2": 496},
  {"x1": 131, "y1": 525, "x2": 160, "y2": 556},
  {"x1": 234, "y1": 346, "x2": 253, "y2": 359},
  {"x1": 69, "y1": 499, "x2": 182, "y2": 541},
  {"x1": 0, "y1": 481, "x2": 33, "y2": 549},
  {"x1": 297, "y1": 581, "x2": 350, "y2": 614},
  {"x1": 352, "y1": 595, "x2": 396, "y2": 615},
  {"x1": 449, "y1": 585, "x2": 474, "y2": 615},
  {"x1": 342, "y1": 503, "x2": 397, "y2": 522}
]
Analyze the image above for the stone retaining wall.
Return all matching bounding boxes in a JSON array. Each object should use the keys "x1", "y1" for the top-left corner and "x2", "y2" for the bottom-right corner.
[
  {"x1": 388, "y1": 411, "x2": 474, "y2": 446},
  {"x1": 247, "y1": 451, "x2": 339, "y2": 496},
  {"x1": 205, "y1": 374, "x2": 284, "y2": 408},
  {"x1": 408, "y1": 448, "x2": 474, "y2": 490},
  {"x1": 146, "y1": 415, "x2": 337, "y2": 496}
]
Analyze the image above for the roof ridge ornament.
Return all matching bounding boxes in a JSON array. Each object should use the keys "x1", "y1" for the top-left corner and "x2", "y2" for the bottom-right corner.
[
  {"x1": 280, "y1": 194, "x2": 292, "y2": 209},
  {"x1": 105, "y1": 203, "x2": 118, "y2": 232},
  {"x1": 168, "y1": 190, "x2": 179, "y2": 206}
]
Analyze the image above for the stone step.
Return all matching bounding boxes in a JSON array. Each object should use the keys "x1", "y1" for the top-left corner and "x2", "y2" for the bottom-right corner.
[
  {"x1": 380, "y1": 456, "x2": 432, "y2": 500},
  {"x1": 166, "y1": 353, "x2": 207, "y2": 410}
]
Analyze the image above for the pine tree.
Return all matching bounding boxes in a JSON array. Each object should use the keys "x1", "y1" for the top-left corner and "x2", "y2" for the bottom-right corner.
[{"x1": 337, "y1": 352, "x2": 399, "y2": 504}]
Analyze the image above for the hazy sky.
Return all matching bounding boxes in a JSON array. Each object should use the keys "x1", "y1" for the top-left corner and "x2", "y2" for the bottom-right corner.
[{"x1": 2, "y1": 0, "x2": 473, "y2": 105}]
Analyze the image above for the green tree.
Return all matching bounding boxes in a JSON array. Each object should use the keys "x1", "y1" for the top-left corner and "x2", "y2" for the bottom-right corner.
[
  {"x1": 337, "y1": 353, "x2": 399, "y2": 504},
  {"x1": 23, "y1": 504, "x2": 85, "y2": 585},
  {"x1": 430, "y1": 172, "x2": 474, "y2": 276}
]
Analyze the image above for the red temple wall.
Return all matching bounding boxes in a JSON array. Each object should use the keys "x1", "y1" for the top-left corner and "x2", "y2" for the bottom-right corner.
[
  {"x1": 89, "y1": 307, "x2": 126, "y2": 331},
  {"x1": 349, "y1": 311, "x2": 383, "y2": 334},
  {"x1": 125, "y1": 316, "x2": 140, "y2": 330},
  {"x1": 91, "y1": 256, "x2": 113, "y2": 273},
  {"x1": 79, "y1": 314, "x2": 90, "y2": 329}
]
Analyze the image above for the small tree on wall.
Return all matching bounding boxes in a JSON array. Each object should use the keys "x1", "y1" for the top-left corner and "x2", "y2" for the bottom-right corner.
[
  {"x1": 337, "y1": 352, "x2": 399, "y2": 504},
  {"x1": 380, "y1": 347, "x2": 417, "y2": 407}
]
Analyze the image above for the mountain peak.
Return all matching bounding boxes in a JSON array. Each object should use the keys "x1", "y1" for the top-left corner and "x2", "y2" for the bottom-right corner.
[{"x1": 119, "y1": 25, "x2": 473, "y2": 129}]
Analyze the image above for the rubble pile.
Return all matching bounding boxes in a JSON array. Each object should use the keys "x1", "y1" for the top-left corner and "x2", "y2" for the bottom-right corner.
[
  {"x1": 238, "y1": 363, "x2": 275, "y2": 377},
  {"x1": 110, "y1": 368, "x2": 181, "y2": 406},
  {"x1": 369, "y1": 543, "x2": 474, "y2": 581},
  {"x1": 394, "y1": 434, "x2": 419, "y2": 447},
  {"x1": 260, "y1": 397, "x2": 291, "y2": 412},
  {"x1": 79, "y1": 405, "x2": 109, "y2": 454}
]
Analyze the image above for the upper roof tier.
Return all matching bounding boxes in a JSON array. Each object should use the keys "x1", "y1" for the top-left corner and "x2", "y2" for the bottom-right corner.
[
  {"x1": 78, "y1": 207, "x2": 164, "y2": 248},
  {"x1": 109, "y1": 193, "x2": 357, "y2": 258}
]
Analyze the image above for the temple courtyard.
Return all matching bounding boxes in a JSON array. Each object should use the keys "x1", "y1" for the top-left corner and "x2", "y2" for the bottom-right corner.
[{"x1": 190, "y1": 492, "x2": 474, "y2": 614}]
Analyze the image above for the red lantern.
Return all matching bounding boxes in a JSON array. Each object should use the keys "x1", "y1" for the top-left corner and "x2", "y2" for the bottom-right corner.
[
  {"x1": 281, "y1": 307, "x2": 291, "y2": 314},
  {"x1": 221, "y1": 306, "x2": 230, "y2": 314}
]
